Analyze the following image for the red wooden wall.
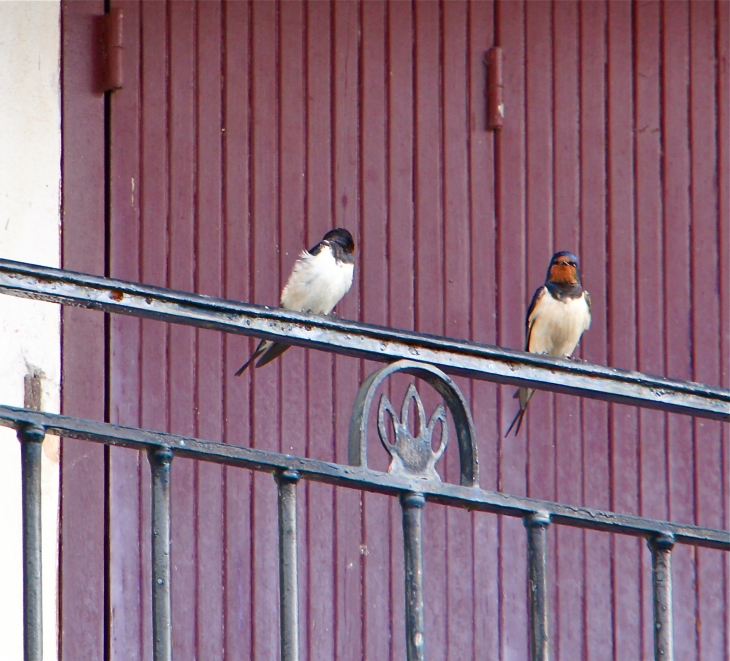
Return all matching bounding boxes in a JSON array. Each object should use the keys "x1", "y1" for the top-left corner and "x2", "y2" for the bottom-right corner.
[{"x1": 60, "y1": 1, "x2": 728, "y2": 659}]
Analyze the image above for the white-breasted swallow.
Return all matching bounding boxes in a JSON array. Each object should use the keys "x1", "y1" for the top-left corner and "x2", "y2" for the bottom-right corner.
[
  {"x1": 235, "y1": 228, "x2": 356, "y2": 375},
  {"x1": 505, "y1": 251, "x2": 592, "y2": 436}
]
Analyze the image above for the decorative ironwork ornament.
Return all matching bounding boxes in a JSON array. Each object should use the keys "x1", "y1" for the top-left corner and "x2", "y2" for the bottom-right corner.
[
  {"x1": 348, "y1": 360, "x2": 479, "y2": 487},
  {"x1": 378, "y1": 384, "x2": 448, "y2": 481}
]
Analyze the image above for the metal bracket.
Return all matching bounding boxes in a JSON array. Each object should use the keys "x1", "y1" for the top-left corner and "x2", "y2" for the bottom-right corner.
[{"x1": 102, "y1": 9, "x2": 124, "y2": 92}]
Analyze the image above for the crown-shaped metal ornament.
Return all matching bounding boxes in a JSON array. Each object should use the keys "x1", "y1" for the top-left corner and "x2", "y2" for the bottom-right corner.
[
  {"x1": 349, "y1": 360, "x2": 479, "y2": 488},
  {"x1": 378, "y1": 384, "x2": 448, "y2": 481}
]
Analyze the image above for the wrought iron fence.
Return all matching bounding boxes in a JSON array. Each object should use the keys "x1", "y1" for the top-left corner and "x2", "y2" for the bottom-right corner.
[{"x1": 0, "y1": 258, "x2": 728, "y2": 661}]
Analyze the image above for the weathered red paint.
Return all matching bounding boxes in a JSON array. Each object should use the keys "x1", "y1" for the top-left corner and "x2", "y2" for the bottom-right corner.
[
  {"x1": 60, "y1": 2, "x2": 107, "y2": 660},
  {"x1": 60, "y1": 1, "x2": 728, "y2": 659},
  {"x1": 579, "y1": 2, "x2": 612, "y2": 657}
]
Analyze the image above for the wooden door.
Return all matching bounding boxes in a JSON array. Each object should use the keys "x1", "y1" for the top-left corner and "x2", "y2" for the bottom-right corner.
[{"x1": 60, "y1": 2, "x2": 728, "y2": 659}]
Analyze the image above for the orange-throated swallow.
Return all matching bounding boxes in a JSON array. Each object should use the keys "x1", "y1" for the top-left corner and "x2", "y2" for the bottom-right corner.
[
  {"x1": 235, "y1": 228, "x2": 355, "y2": 375},
  {"x1": 505, "y1": 251, "x2": 592, "y2": 436}
]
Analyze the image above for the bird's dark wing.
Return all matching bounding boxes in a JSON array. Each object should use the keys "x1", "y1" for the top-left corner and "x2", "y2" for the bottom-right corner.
[{"x1": 524, "y1": 286, "x2": 547, "y2": 351}]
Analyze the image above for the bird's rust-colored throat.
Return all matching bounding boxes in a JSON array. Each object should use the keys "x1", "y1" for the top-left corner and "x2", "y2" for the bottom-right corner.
[{"x1": 549, "y1": 263, "x2": 579, "y2": 284}]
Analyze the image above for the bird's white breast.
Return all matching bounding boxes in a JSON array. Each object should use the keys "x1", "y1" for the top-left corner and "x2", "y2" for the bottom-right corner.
[
  {"x1": 280, "y1": 246, "x2": 354, "y2": 314},
  {"x1": 528, "y1": 290, "x2": 591, "y2": 358}
]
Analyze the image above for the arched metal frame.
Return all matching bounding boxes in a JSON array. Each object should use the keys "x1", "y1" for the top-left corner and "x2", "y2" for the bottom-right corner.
[{"x1": 348, "y1": 360, "x2": 479, "y2": 488}]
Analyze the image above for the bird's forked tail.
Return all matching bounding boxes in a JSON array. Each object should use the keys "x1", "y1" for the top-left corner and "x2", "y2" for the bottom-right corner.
[{"x1": 504, "y1": 387, "x2": 535, "y2": 437}]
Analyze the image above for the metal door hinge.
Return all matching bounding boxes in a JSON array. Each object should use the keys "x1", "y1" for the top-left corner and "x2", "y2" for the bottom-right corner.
[
  {"x1": 24, "y1": 370, "x2": 43, "y2": 411},
  {"x1": 102, "y1": 8, "x2": 124, "y2": 92},
  {"x1": 485, "y1": 47, "x2": 503, "y2": 130}
]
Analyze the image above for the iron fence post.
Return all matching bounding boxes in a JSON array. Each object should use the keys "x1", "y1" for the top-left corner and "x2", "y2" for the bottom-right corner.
[
  {"x1": 276, "y1": 469, "x2": 300, "y2": 661},
  {"x1": 19, "y1": 423, "x2": 45, "y2": 661},
  {"x1": 648, "y1": 533, "x2": 675, "y2": 661},
  {"x1": 525, "y1": 511, "x2": 551, "y2": 661},
  {"x1": 401, "y1": 491, "x2": 426, "y2": 661},
  {"x1": 149, "y1": 447, "x2": 173, "y2": 661}
]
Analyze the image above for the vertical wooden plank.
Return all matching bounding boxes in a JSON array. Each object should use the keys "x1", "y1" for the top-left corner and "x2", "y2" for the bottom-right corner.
[
  {"x1": 277, "y1": 3, "x2": 307, "y2": 465},
  {"x1": 386, "y1": 3, "x2": 416, "y2": 657},
  {"x1": 359, "y1": 2, "x2": 393, "y2": 660},
  {"x1": 719, "y1": 0, "x2": 730, "y2": 393},
  {"x1": 60, "y1": 0, "x2": 108, "y2": 656},
  {"x1": 442, "y1": 3, "x2": 474, "y2": 660},
  {"x1": 467, "y1": 1, "x2": 498, "y2": 659},
  {"x1": 386, "y1": 1, "x2": 415, "y2": 339},
  {"x1": 167, "y1": 2, "x2": 197, "y2": 658},
  {"x1": 304, "y1": 2, "x2": 336, "y2": 660},
  {"x1": 660, "y1": 3, "x2": 698, "y2": 660},
  {"x1": 552, "y1": 2, "x2": 581, "y2": 254},
  {"x1": 634, "y1": 4, "x2": 666, "y2": 657},
  {"x1": 137, "y1": 3, "x2": 171, "y2": 657},
  {"x1": 579, "y1": 2, "x2": 613, "y2": 660},
  {"x1": 221, "y1": 1, "x2": 254, "y2": 656},
  {"x1": 495, "y1": 1, "x2": 529, "y2": 659},
  {"x1": 689, "y1": 3, "x2": 726, "y2": 660},
  {"x1": 195, "y1": 2, "x2": 225, "y2": 658},
  {"x1": 249, "y1": 2, "x2": 280, "y2": 659},
  {"x1": 360, "y1": 1, "x2": 387, "y2": 331},
  {"x1": 278, "y1": 2, "x2": 311, "y2": 658},
  {"x1": 330, "y1": 0, "x2": 364, "y2": 659},
  {"x1": 717, "y1": 1, "x2": 730, "y2": 655},
  {"x1": 108, "y1": 0, "x2": 143, "y2": 658},
  {"x1": 413, "y1": 3, "x2": 448, "y2": 658},
  {"x1": 606, "y1": 1, "x2": 642, "y2": 659},
  {"x1": 495, "y1": 0, "x2": 527, "y2": 471},
  {"x1": 524, "y1": 0, "x2": 556, "y2": 497},
  {"x1": 60, "y1": 2, "x2": 107, "y2": 660},
  {"x1": 413, "y1": 0, "x2": 444, "y2": 340},
  {"x1": 443, "y1": 0, "x2": 471, "y2": 346},
  {"x1": 525, "y1": 0, "x2": 556, "y2": 651},
  {"x1": 634, "y1": 0, "x2": 666, "y2": 511},
  {"x1": 551, "y1": 2, "x2": 584, "y2": 658}
]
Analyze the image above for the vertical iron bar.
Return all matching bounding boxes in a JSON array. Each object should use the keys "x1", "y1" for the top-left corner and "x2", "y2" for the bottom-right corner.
[
  {"x1": 19, "y1": 423, "x2": 45, "y2": 661},
  {"x1": 400, "y1": 492, "x2": 426, "y2": 661},
  {"x1": 276, "y1": 469, "x2": 300, "y2": 661},
  {"x1": 648, "y1": 533, "x2": 675, "y2": 661},
  {"x1": 525, "y1": 511, "x2": 551, "y2": 661},
  {"x1": 148, "y1": 447, "x2": 173, "y2": 661}
]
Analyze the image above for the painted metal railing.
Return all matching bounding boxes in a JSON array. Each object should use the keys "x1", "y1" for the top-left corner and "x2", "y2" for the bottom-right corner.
[{"x1": 1, "y1": 258, "x2": 728, "y2": 661}]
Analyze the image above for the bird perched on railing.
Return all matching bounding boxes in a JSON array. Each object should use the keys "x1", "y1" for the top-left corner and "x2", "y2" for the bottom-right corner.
[
  {"x1": 235, "y1": 228, "x2": 356, "y2": 375},
  {"x1": 505, "y1": 251, "x2": 592, "y2": 436}
]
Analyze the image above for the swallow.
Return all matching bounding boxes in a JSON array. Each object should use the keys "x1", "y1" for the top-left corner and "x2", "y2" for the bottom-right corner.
[
  {"x1": 505, "y1": 251, "x2": 592, "y2": 436},
  {"x1": 235, "y1": 228, "x2": 356, "y2": 375}
]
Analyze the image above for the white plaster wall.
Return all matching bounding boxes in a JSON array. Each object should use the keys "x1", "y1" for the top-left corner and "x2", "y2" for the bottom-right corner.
[{"x1": 0, "y1": 2, "x2": 61, "y2": 660}]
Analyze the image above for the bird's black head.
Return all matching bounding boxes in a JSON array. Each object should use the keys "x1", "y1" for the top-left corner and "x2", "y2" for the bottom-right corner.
[
  {"x1": 323, "y1": 228, "x2": 355, "y2": 254},
  {"x1": 547, "y1": 251, "x2": 581, "y2": 284}
]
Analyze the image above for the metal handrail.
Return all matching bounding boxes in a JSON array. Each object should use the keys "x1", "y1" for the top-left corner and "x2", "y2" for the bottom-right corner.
[
  {"x1": 2, "y1": 405, "x2": 727, "y2": 549},
  {"x1": 0, "y1": 258, "x2": 727, "y2": 421}
]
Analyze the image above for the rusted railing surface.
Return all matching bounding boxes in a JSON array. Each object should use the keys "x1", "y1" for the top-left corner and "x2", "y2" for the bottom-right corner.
[
  {"x1": 1, "y1": 259, "x2": 728, "y2": 661},
  {"x1": 1, "y1": 259, "x2": 727, "y2": 421}
]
